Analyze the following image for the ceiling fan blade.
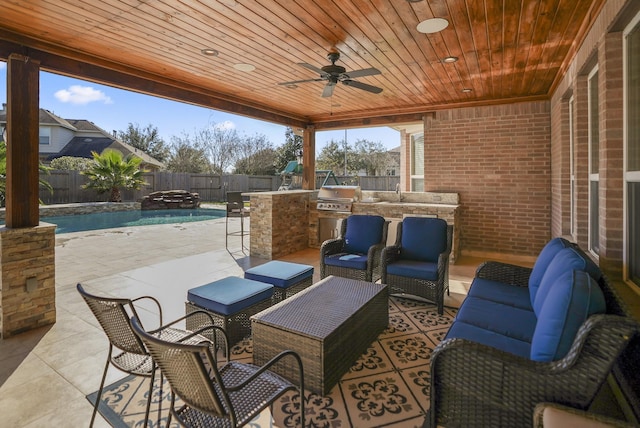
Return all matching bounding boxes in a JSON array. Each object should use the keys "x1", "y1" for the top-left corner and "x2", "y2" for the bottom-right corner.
[
  {"x1": 322, "y1": 82, "x2": 336, "y2": 98},
  {"x1": 278, "y1": 78, "x2": 325, "y2": 85},
  {"x1": 299, "y1": 62, "x2": 328, "y2": 76},
  {"x1": 341, "y1": 67, "x2": 381, "y2": 79},
  {"x1": 342, "y1": 79, "x2": 383, "y2": 94}
]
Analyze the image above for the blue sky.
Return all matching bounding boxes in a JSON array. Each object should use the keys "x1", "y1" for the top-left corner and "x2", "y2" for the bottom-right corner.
[{"x1": 0, "y1": 62, "x2": 400, "y2": 155}]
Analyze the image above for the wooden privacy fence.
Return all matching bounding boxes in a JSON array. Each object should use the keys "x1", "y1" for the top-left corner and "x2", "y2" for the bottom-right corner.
[{"x1": 38, "y1": 170, "x2": 400, "y2": 204}]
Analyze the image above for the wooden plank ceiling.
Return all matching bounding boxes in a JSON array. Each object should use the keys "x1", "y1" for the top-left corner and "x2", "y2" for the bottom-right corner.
[{"x1": 0, "y1": 0, "x2": 604, "y2": 130}]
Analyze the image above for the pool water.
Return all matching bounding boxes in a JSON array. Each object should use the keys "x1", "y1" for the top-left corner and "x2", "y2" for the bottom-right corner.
[{"x1": 43, "y1": 208, "x2": 225, "y2": 234}]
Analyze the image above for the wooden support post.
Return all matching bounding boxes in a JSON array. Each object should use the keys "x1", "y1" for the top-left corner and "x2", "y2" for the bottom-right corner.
[
  {"x1": 302, "y1": 126, "x2": 316, "y2": 190},
  {"x1": 6, "y1": 54, "x2": 40, "y2": 228}
]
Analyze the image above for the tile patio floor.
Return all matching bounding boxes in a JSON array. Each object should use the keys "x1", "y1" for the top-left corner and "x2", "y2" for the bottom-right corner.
[{"x1": 0, "y1": 215, "x2": 486, "y2": 427}]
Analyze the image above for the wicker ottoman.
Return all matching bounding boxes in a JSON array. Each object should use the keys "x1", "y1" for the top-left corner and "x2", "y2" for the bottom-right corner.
[
  {"x1": 251, "y1": 276, "x2": 388, "y2": 395},
  {"x1": 185, "y1": 276, "x2": 273, "y2": 347},
  {"x1": 244, "y1": 261, "x2": 314, "y2": 304}
]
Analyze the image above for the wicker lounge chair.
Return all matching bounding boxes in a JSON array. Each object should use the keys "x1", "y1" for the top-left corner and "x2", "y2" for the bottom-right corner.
[
  {"x1": 320, "y1": 214, "x2": 389, "y2": 282},
  {"x1": 426, "y1": 261, "x2": 640, "y2": 428},
  {"x1": 77, "y1": 284, "x2": 220, "y2": 428},
  {"x1": 130, "y1": 316, "x2": 305, "y2": 428},
  {"x1": 381, "y1": 217, "x2": 453, "y2": 315}
]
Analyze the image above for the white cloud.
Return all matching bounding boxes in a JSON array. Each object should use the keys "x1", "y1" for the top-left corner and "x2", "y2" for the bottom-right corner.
[
  {"x1": 213, "y1": 120, "x2": 235, "y2": 131},
  {"x1": 54, "y1": 85, "x2": 113, "y2": 105},
  {"x1": 0, "y1": 62, "x2": 6, "y2": 70}
]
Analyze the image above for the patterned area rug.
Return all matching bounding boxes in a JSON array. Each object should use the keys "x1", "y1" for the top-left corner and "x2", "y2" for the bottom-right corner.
[{"x1": 87, "y1": 296, "x2": 457, "y2": 427}]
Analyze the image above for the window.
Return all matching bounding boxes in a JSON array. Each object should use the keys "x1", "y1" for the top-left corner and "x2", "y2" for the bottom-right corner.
[
  {"x1": 588, "y1": 66, "x2": 600, "y2": 256},
  {"x1": 410, "y1": 133, "x2": 424, "y2": 191},
  {"x1": 625, "y1": 13, "x2": 640, "y2": 287},
  {"x1": 39, "y1": 127, "x2": 51, "y2": 145},
  {"x1": 569, "y1": 96, "x2": 576, "y2": 238}
]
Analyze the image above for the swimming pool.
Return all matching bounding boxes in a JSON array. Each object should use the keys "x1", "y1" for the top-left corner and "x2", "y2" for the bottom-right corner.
[{"x1": 43, "y1": 208, "x2": 225, "y2": 234}]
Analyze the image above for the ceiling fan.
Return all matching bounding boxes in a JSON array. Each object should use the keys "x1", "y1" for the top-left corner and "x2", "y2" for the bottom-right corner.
[{"x1": 279, "y1": 51, "x2": 383, "y2": 97}]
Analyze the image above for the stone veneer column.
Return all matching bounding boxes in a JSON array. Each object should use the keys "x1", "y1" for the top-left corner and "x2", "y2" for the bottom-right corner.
[
  {"x1": 248, "y1": 191, "x2": 312, "y2": 259},
  {"x1": 0, "y1": 223, "x2": 56, "y2": 338}
]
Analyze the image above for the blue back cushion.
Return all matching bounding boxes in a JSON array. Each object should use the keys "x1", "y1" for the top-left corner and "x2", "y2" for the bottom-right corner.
[
  {"x1": 528, "y1": 237, "x2": 572, "y2": 302},
  {"x1": 533, "y1": 247, "x2": 603, "y2": 315},
  {"x1": 343, "y1": 215, "x2": 386, "y2": 255},
  {"x1": 400, "y1": 217, "x2": 448, "y2": 262},
  {"x1": 530, "y1": 270, "x2": 605, "y2": 362}
]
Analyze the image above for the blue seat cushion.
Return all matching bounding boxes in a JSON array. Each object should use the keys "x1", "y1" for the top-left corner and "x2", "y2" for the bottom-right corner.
[
  {"x1": 533, "y1": 247, "x2": 603, "y2": 316},
  {"x1": 343, "y1": 215, "x2": 386, "y2": 255},
  {"x1": 528, "y1": 237, "x2": 572, "y2": 302},
  {"x1": 445, "y1": 320, "x2": 531, "y2": 358},
  {"x1": 399, "y1": 217, "x2": 448, "y2": 262},
  {"x1": 385, "y1": 259, "x2": 439, "y2": 281},
  {"x1": 530, "y1": 270, "x2": 606, "y2": 362},
  {"x1": 467, "y1": 277, "x2": 533, "y2": 310},
  {"x1": 324, "y1": 253, "x2": 368, "y2": 271},
  {"x1": 455, "y1": 296, "x2": 537, "y2": 342},
  {"x1": 187, "y1": 277, "x2": 273, "y2": 316},
  {"x1": 244, "y1": 261, "x2": 313, "y2": 289}
]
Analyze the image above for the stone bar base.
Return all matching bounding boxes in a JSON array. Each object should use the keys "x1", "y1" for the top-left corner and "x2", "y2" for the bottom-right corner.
[
  {"x1": 0, "y1": 223, "x2": 56, "y2": 338},
  {"x1": 245, "y1": 190, "x2": 313, "y2": 259}
]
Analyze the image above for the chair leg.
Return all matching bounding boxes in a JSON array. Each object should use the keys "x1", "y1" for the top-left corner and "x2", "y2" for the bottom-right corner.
[
  {"x1": 90, "y1": 346, "x2": 113, "y2": 427},
  {"x1": 143, "y1": 366, "x2": 156, "y2": 428}
]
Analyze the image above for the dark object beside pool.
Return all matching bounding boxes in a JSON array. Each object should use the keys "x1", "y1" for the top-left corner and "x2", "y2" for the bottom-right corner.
[{"x1": 141, "y1": 190, "x2": 200, "y2": 210}]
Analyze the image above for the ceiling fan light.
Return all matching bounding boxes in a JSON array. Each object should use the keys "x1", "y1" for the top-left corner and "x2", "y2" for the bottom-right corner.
[
  {"x1": 417, "y1": 18, "x2": 449, "y2": 34},
  {"x1": 201, "y1": 48, "x2": 219, "y2": 56}
]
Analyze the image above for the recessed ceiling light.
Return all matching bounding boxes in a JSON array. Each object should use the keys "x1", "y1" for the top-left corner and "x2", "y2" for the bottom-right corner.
[
  {"x1": 201, "y1": 48, "x2": 219, "y2": 56},
  {"x1": 233, "y1": 63, "x2": 255, "y2": 72},
  {"x1": 285, "y1": 84, "x2": 298, "y2": 89},
  {"x1": 462, "y1": 88, "x2": 473, "y2": 93},
  {"x1": 416, "y1": 18, "x2": 449, "y2": 34},
  {"x1": 442, "y1": 56, "x2": 458, "y2": 63},
  {"x1": 406, "y1": 0, "x2": 423, "y2": 2}
]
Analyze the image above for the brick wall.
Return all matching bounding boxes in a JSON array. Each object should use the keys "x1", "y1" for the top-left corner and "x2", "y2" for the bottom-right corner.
[{"x1": 424, "y1": 101, "x2": 551, "y2": 258}]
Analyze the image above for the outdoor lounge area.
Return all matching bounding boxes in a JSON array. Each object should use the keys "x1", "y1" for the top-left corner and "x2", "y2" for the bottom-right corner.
[{"x1": 0, "y1": 217, "x2": 636, "y2": 427}]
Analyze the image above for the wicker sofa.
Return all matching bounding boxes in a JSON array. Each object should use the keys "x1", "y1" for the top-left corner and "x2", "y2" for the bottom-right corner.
[{"x1": 428, "y1": 238, "x2": 639, "y2": 428}]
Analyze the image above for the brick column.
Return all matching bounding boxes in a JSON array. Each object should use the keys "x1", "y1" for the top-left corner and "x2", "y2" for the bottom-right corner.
[{"x1": 0, "y1": 223, "x2": 56, "y2": 338}]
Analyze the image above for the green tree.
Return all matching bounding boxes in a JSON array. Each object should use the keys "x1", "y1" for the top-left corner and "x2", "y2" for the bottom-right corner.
[
  {"x1": 352, "y1": 139, "x2": 390, "y2": 175},
  {"x1": 81, "y1": 149, "x2": 147, "y2": 202},
  {"x1": 273, "y1": 127, "x2": 302, "y2": 173},
  {"x1": 165, "y1": 134, "x2": 209, "y2": 173},
  {"x1": 118, "y1": 123, "x2": 170, "y2": 162},
  {"x1": 49, "y1": 156, "x2": 93, "y2": 171},
  {"x1": 316, "y1": 139, "x2": 358, "y2": 175}
]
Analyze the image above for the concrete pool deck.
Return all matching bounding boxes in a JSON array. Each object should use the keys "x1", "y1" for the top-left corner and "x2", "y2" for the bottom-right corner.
[{"x1": 0, "y1": 215, "x2": 477, "y2": 427}]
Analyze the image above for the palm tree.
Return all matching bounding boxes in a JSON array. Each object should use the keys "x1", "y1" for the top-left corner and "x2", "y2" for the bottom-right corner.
[{"x1": 81, "y1": 149, "x2": 147, "y2": 202}]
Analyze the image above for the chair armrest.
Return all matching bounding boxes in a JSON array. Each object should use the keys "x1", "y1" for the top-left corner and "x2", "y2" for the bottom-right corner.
[
  {"x1": 430, "y1": 314, "x2": 639, "y2": 428},
  {"x1": 131, "y1": 295, "x2": 164, "y2": 325},
  {"x1": 151, "y1": 310, "x2": 231, "y2": 361},
  {"x1": 320, "y1": 238, "x2": 344, "y2": 257},
  {"x1": 225, "y1": 349, "x2": 304, "y2": 393},
  {"x1": 475, "y1": 261, "x2": 532, "y2": 287},
  {"x1": 380, "y1": 245, "x2": 401, "y2": 283}
]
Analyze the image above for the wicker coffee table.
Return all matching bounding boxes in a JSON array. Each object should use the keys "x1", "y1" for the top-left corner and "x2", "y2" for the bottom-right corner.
[{"x1": 251, "y1": 275, "x2": 388, "y2": 395}]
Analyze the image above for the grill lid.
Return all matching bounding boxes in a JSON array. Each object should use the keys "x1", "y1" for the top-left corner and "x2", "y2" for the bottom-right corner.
[{"x1": 317, "y1": 185, "x2": 360, "y2": 202}]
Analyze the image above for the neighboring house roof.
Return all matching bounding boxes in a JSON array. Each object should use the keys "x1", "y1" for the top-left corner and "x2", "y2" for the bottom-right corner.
[
  {"x1": 47, "y1": 136, "x2": 164, "y2": 169},
  {"x1": 47, "y1": 136, "x2": 114, "y2": 159},
  {"x1": 39, "y1": 110, "x2": 76, "y2": 130}
]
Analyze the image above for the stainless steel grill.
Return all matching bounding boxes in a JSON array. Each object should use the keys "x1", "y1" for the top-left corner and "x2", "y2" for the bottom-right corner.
[{"x1": 316, "y1": 185, "x2": 360, "y2": 212}]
